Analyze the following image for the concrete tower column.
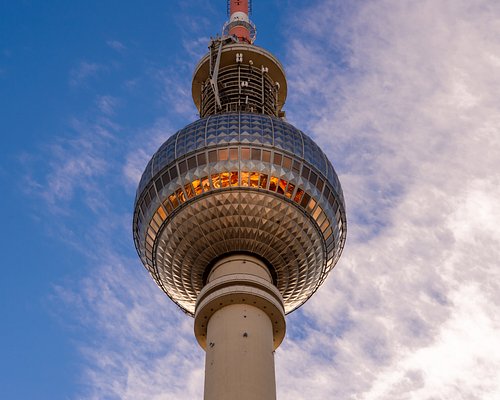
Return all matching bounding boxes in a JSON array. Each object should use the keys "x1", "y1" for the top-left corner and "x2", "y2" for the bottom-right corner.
[{"x1": 194, "y1": 255, "x2": 286, "y2": 400}]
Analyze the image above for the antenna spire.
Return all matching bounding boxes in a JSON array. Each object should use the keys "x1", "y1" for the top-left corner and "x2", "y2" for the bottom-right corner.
[{"x1": 223, "y1": 0, "x2": 256, "y2": 44}]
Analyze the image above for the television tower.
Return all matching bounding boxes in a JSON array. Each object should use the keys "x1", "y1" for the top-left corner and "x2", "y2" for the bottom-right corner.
[{"x1": 133, "y1": 1, "x2": 346, "y2": 399}]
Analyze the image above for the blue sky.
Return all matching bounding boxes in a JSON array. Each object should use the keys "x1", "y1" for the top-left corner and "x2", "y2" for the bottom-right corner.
[{"x1": 2, "y1": 1, "x2": 500, "y2": 399}]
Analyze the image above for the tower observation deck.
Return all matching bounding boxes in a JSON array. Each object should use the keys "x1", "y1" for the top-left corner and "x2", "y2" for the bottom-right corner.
[{"x1": 133, "y1": 1, "x2": 346, "y2": 398}]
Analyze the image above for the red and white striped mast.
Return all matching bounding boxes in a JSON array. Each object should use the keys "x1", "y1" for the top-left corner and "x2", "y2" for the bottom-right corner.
[{"x1": 224, "y1": 0, "x2": 257, "y2": 44}]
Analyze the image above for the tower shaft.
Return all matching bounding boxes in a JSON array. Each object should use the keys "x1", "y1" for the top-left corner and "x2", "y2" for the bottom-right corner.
[{"x1": 194, "y1": 255, "x2": 286, "y2": 400}]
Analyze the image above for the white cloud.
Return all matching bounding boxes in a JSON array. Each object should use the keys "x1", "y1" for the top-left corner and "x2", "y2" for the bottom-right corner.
[
  {"x1": 107, "y1": 39, "x2": 127, "y2": 52},
  {"x1": 69, "y1": 61, "x2": 104, "y2": 86},
  {"x1": 37, "y1": 0, "x2": 500, "y2": 398},
  {"x1": 275, "y1": 0, "x2": 500, "y2": 398}
]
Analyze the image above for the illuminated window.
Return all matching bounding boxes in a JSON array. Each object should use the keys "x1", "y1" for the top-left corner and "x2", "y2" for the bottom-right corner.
[
  {"x1": 221, "y1": 172, "x2": 230, "y2": 187},
  {"x1": 147, "y1": 227, "x2": 156, "y2": 240},
  {"x1": 211, "y1": 173, "x2": 221, "y2": 189},
  {"x1": 307, "y1": 198, "x2": 317, "y2": 212},
  {"x1": 241, "y1": 171, "x2": 250, "y2": 186},
  {"x1": 157, "y1": 206, "x2": 167, "y2": 220},
  {"x1": 286, "y1": 183, "x2": 295, "y2": 198},
  {"x1": 163, "y1": 199, "x2": 173, "y2": 213},
  {"x1": 317, "y1": 211, "x2": 327, "y2": 227},
  {"x1": 192, "y1": 179, "x2": 203, "y2": 195},
  {"x1": 251, "y1": 148, "x2": 261, "y2": 160},
  {"x1": 229, "y1": 148, "x2": 238, "y2": 160},
  {"x1": 230, "y1": 171, "x2": 239, "y2": 186},
  {"x1": 324, "y1": 227, "x2": 333, "y2": 240},
  {"x1": 153, "y1": 213, "x2": 163, "y2": 227},
  {"x1": 169, "y1": 193, "x2": 179, "y2": 208},
  {"x1": 320, "y1": 218, "x2": 330, "y2": 233},
  {"x1": 176, "y1": 188, "x2": 186, "y2": 203},
  {"x1": 312, "y1": 205, "x2": 322, "y2": 220},
  {"x1": 241, "y1": 148, "x2": 250, "y2": 160},
  {"x1": 218, "y1": 148, "x2": 229, "y2": 161},
  {"x1": 149, "y1": 219, "x2": 159, "y2": 232},
  {"x1": 259, "y1": 174, "x2": 268, "y2": 189},
  {"x1": 185, "y1": 183, "x2": 195, "y2": 199},
  {"x1": 146, "y1": 234, "x2": 154, "y2": 247},
  {"x1": 269, "y1": 176, "x2": 279, "y2": 191},
  {"x1": 250, "y1": 172, "x2": 259, "y2": 187},
  {"x1": 293, "y1": 188, "x2": 304, "y2": 203},
  {"x1": 277, "y1": 179, "x2": 287, "y2": 194},
  {"x1": 201, "y1": 176, "x2": 210, "y2": 192},
  {"x1": 262, "y1": 150, "x2": 271, "y2": 162}
]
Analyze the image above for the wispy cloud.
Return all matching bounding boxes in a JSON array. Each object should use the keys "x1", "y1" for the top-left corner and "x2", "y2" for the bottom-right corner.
[
  {"x1": 69, "y1": 61, "x2": 105, "y2": 87},
  {"x1": 106, "y1": 39, "x2": 127, "y2": 52}
]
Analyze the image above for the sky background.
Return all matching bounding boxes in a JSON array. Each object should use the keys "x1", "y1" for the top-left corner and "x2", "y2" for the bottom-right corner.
[{"x1": 1, "y1": 0, "x2": 500, "y2": 399}]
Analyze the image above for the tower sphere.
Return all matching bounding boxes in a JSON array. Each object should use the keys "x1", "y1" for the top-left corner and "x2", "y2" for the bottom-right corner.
[{"x1": 133, "y1": 110, "x2": 346, "y2": 316}]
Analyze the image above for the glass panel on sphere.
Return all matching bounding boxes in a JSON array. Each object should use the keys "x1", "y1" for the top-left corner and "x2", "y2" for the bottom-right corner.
[
  {"x1": 273, "y1": 153, "x2": 282, "y2": 166},
  {"x1": 185, "y1": 183, "x2": 195, "y2": 199},
  {"x1": 147, "y1": 227, "x2": 156, "y2": 240},
  {"x1": 301, "y1": 165, "x2": 310, "y2": 179},
  {"x1": 218, "y1": 148, "x2": 229, "y2": 161},
  {"x1": 286, "y1": 183, "x2": 295, "y2": 198},
  {"x1": 316, "y1": 177, "x2": 324, "y2": 192},
  {"x1": 161, "y1": 171, "x2": 170, "y2": 187},
  {"x1": 269, "y1": 176, "x2": 279, "y2": 191},
  {"x1": 324, "y1": 227, "x2": 333, "y2": 240},
  {"x1": 208, "y1": 150, "x2": 217, "y2": 163},
  {"x1": 230, "y1": 171, "x2": 239, "y2": 186},
  {"x1": 176, "y1": 188, "x2": 186, "y2": 203},
  {"x1": 292, "y1": 160, "x2": 301, "y2": 173},
  {"x1": 309, "y1": 171, "x2": 318, "y2": 186},
  {"x1": 149, "y1": 219, "x2": 159, "y2": 232},
  {"x1": 146, "y1": 234, "x2": 154, "y2": 247},
  {"x1": 197, "y1": 152, "x2": 207, "y2": 166},
  {"x1": 260, "y1": 174, "x2": 268, "y2": 188},
  {"x1": 241, "y1": 171, "x2": 250, "y2": 186},
  {"x1": 294, "y1": 188, "x2": 304, "y2": 203},
  {"x1": 277, "y1": 179, "x2": 287, "y2": 194},
  {"x1": 230, "y1": 148, "x2": 238, "y2": 160},
  {"x1": 221, "y1": 172, "x2": 230, "y2": 187},
  {"x1": 192, "y1": 179, "x2": 203, "y2": 195},
  {"x1": 179, "y1": 160, "x2": 187, "y2": 174},
  {"x1": 169, "y1": 166, "x2": 178, "y2": 180},
  {"x1": 155, "y1": 177, "x2": 163, "y2": 193},
  {"x1": 283, "y1": 156, "x2": 292, "y2": 170},
  {"x1": 250, "y1": 172, "x2": 259, "y2": 187},
  {"x1": 300, "y1": 193, "x2": 311, "y2": 208},
  {"x1": 241, "y1": 148, "x2": 250, "y2": 160},
  {"x1": 187, "y1": 156, "x2": 197, "y2": 169},
  {"x1": 211, "y1": 173, "x2": 221, "y2": 189},
  {"x1": 251, "y1": 148, "x2": 261, "y2": 161},
  {"x1": 201, "y1": 176, "x2": 210, "y2": 192},
  {"x1": 262, "y1": 150, "x2": 271, "y2": 163}
]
